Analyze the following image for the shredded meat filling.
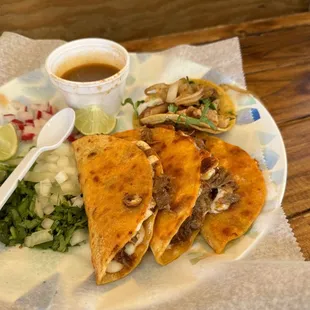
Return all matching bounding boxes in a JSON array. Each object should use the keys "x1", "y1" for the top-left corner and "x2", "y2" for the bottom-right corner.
[
  {"x1": 153, "y1": 175, "x2": 172, "y2": 211},
  {"x1": 171, "y1": 167, "x2": 240, "y2": 244},
  {"x1": 141, "y1": 127, "x2": 153, "y2": 145},
  {"x1": 114, "y1": 248, "x2": 134, "y2": 267}
]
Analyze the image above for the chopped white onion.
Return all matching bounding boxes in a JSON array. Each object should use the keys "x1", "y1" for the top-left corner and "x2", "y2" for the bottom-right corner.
[
  {"x1": 49, "y1": 193, "x2": 64, "y2": 206},
  {"x1": 25, "y1": 171, "x2": 56, "y2": 183},
  {"x1": 60, "y1": 179, "x2": 80, "y2": 196},
  {"x1": 24, "y1": 230, "x2": 53, "y2": 248},
  {"x1": 43, "y1": 204, "x2": 55, "y2": 215},
  {"x1": 45, "y1": 163, "x2": 58, "y2": 173},
  {"x1": 166, "y1": 80, "x2": 179, "y2": 103},
  {"x1": 55, "y1": 171, "x2": 68, "y2": 185},
  {"x1": 34, "y1": 198, "x2": 44, "y2": 218},
  {"x1": 137, "y1": 98, "x2": 163, "y2": 115},
  {"x1": 71, "y1": 196, "x2": 84, "y2": 208},
  {"x1": 135, "y1": 225, "x2": 145, "y2": 247},
  {"x1": 124, "y1": 243, "x2": 135, "y2": 256},
  {"x1": 40, "y1": 179, "x2": 52, "y2": 197},
  {"x1": 64, "y1": 166, "x2": 78, "y2": 176},
  {"x1": 41, "y1": 218, "x2": 54, "y2": 229},
  {"x1": 57, "y1": 156, "x2": 70, "y2": 168},
  {"x1": 34, "y1": 183, "x2": 41, "y2": 195},
  {"x1": 106, "y1": 260, "x2": 124, "y2": 273},
  {"x1": 54, "y1": 144, "x2": 73, "y2": 157},
  {"x1": 70, "y1": 228, "x2": 88, "y2": 246},
  {"x1": 46, "y1": 154, "x2": 59, "y2": 163}
]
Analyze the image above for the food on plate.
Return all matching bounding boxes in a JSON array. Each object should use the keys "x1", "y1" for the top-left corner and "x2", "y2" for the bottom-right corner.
[
  {"x1": 115, "y1": 127, "x2": 222, "y2": 265},
  {"x1": 195, "y1": 134, "x2": 267, "y2": 253},
  {"x1": 0, "y1": 123, "x2": 18, "y2": 161},
  {"x1": 60, "y1": 63, "x2": 120, "y2": 82},
  {"x1": 122, "y1": 77, "x2": 236, "y2": 133},
  {"x1": 74, "y1": 105, "x2": 117, "y2": 135},
  {"x1": 73, "y1": 135, "x2": 169, "y2": 284},
  {"x1": 0, "y1": 143, "x2": 88, "y2": 252}
]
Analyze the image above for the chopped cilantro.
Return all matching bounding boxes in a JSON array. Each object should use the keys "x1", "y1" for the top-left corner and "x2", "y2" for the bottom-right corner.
[
  {"x1": 168, "y1": 104, "x2": 178, "y2": 113},
  {"x1": 121, "y1": 98, "x2": 145, "y2": 116}
]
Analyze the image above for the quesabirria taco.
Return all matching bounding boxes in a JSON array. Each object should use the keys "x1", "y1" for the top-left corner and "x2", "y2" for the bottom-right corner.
[{"x1": 73, "y1": 135, "x2": 169, "y2": 284}]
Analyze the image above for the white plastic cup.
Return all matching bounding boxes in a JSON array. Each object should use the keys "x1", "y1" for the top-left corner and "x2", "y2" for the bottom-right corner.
[{"x1": 45, "y1": 38, "x2": 130, "y2": 116}]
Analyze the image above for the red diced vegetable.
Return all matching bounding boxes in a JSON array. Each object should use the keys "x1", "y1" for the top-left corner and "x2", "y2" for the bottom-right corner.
[
  {"x1": 36, "y1": 111, "x2": 42, "y2": 119},
  {"x1": 11, "y1": 119, "x2": 25, "y2": 130},
  {"x1": 21, "y1": 133, "x2": 35, "y2": 141},
  {"x1": 67, "y1": 134, "x2": 76, "y2": 142},
  {"x1": 25, "y1": 119, "x2": 34, "y2": 126}
]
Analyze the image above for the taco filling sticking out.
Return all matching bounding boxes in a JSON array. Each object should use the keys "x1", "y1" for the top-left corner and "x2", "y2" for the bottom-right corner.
[{"x1": 122, "y1": 77, "x2": 236, "y2": 134}]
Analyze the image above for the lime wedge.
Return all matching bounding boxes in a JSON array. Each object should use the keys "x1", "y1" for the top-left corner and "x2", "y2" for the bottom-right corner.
[
  {"x1": 75, "y1": 106, "x2": 117, "y2": 135},
  {"x1": 0, "y1": 123, "x2": 18, "y2": 161}
]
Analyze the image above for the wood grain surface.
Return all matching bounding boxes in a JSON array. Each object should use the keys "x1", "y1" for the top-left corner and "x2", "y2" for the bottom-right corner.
[
  {"x1": 123, "y1": 12, "x2": 310, "y2": 259},
  {"x1": 0, "y1": 0, "x2": 308, "y2": 41}
]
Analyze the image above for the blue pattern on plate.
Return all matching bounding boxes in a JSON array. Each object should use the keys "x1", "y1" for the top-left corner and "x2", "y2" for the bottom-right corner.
[
  {"x1": 126, "y1": 74, "x2": 136, "y2": 86},
  {"x1": 237, "y1": 96, "x2": 256, "y2": 106},
  {"x1": 237, "y1": 108, "x2": 260, "y2": 124},
  {"x1": 203, "y1": 69, "x2": 232, "y2": 84},
  {"x1": 18, "y1": 69, "x2": 45, "y2": 83},
  {"x1": 13, "y1": 95, "x2": 32, "y2": 105},
  {"x1": 23, "y1": 81, "x2": 56, "y2": 100},
  {"x1": 263, "y1": 148, "x2": 280, "y2": 170},
  {"x1": 257, "y1": 131, "x2": 276, "y2": 145},
  {"x1": 271, "y1": 170, "x2": 284, "y2": 185},
  {"x1": 12, "y1": 273, "x2": 59, "y2": 308},
  {"x1": 136, "y1": 53, "x2": 152, "y2": 63}
]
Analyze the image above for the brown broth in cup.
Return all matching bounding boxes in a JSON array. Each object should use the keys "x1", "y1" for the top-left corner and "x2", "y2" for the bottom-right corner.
[{"x1": 60, "y1": 63, "x2": 119, "y2": 82}]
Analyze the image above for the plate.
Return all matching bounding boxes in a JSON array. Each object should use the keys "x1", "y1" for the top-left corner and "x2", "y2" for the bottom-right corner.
[{"x1": 0, "y1": 54, "x2": 287, "y2": 309}]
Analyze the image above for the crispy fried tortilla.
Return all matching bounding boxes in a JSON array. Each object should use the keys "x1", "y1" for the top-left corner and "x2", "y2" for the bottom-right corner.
[
  {"x1": 73, "y1": 135, "x2": 164, "y2": 284},
  {"x1": 196, "y1": 134, "x2": 267, "y2": 253},
  {"x1": 115, "y1": 127, "x2": 215, "y2": 265},
  {"x1": 137, "y1": 78, "x2": 236, "y2": 134}
]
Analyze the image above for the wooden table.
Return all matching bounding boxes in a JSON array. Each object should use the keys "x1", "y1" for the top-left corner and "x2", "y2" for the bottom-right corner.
[{"x1": 122, "y1": 12, "x2": 310, "y2": 260}]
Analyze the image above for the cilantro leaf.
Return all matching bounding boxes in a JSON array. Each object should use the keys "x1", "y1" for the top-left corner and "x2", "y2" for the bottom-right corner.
[
  {"x1": 122, "y1": 98, "x2": 145, "y2": 116},
  {"x1": 168, "y1": 104, "x2": 178, "y2": 113}
]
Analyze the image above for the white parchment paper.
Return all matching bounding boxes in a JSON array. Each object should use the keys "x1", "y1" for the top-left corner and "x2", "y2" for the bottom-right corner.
[{"x1": 0, "y1": 32, "x2": 307, "y2": 310}]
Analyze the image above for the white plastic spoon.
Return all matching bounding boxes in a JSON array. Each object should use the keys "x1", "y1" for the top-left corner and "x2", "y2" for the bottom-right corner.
[{"x1": 0, "y1": 108, "x2": 76, "y2": 210}]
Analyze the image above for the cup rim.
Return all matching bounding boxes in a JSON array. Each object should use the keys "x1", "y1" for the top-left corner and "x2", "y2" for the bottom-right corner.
[{"x1": 45, "y1": 38, "x2": 130, "y2": 87}]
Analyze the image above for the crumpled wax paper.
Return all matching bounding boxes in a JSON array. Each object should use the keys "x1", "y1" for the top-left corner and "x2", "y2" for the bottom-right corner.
[{"x1": 0, "y1": 32, "x2": 307, "y2": 310}]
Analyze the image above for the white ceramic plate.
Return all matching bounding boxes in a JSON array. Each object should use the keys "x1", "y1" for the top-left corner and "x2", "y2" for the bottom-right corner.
[{"x1": 0, "y1": 54, "x2": 287, "y2": 309}]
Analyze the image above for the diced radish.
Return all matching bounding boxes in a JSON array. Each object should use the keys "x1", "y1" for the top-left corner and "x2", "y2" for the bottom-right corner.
[
  {"x1": 36, "y1": 110, "x2": 42, "y2": 119},
  {"x1": 4, "y1": 114, "x2": 15, "y2": 123},
  {"x1": 40, "y1": 179, "x2": 52, "y2": 197},
  {"x1": 43, "y1": 205, "x2": 55, "y2": 215},
  {"x1": 42, "y1": 111, "x2": 52, "y2": 120},
  {"x1": 24, "y1": 106, "x2": 28, "y2": 112},
  {"x1": 30, "y1": 103, "x2": 41, "y2": 111},
  {"x1": 47, "y1": 102, "x2": 53, "y2": 114},
  {"x1": 11, "y1": 119, "x2": 24, "y2": 130},
  {"x1": 17, "y1": 111, "x2": 33, "y2": 122},
  {"x1": 23, "y1": 125, "x2": 40, "y2": 135},
  {"x1": 34, "y1": 118, "x2": 46, "y2": 128},
  {"x1": 41, "y1": 218, "x2": 54, "y2": 229},
  {"x1": 67, "y1": 134, "x2": 76, "y2": 142},
  {"x1": 55, "y1": 171, "x2": 68, "y2": 185},
  {"x1": 21, "y1": 133, "x2": 35, "y2": 141},
  {"x1": 25, "y1": 119, "x2": 34, "y2": 126}
]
